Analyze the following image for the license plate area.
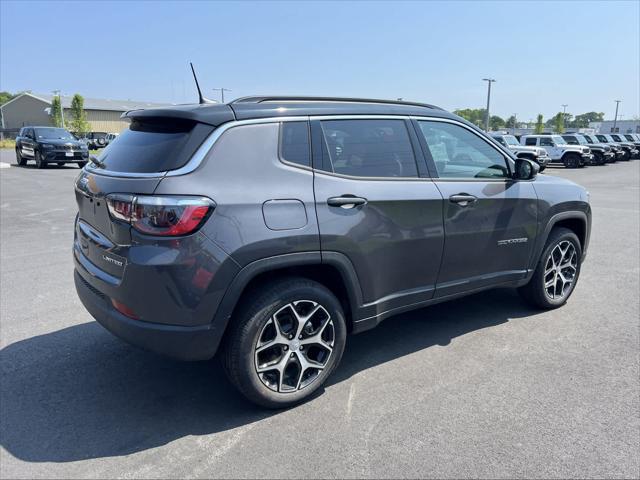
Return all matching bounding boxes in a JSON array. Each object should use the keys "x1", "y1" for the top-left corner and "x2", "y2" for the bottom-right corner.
[{"x1": 65, "y1": 151, "x2": 74, "y2": 157}]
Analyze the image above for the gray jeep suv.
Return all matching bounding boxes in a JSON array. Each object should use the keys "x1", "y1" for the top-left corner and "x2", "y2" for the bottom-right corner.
[{"x1": 74, "y1": 97, "x2": 591, "y2": 407}]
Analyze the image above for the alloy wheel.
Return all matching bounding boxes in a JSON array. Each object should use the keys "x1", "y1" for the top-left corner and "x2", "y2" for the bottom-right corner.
[
  {"x1": 254, "y1": 300, "x2": 335, "y2": 393},
  {"x1": 543, "y1": 240, "x2": 578, "y2": 300}
]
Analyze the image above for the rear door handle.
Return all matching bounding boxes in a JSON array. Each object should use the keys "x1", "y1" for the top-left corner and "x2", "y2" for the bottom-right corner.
[
  {"x1": 449, "y1": 194, "x2": 477, "y2": 206},
  {"x1": 327, "y1": 196, "x2": 367, "y2": 209}
]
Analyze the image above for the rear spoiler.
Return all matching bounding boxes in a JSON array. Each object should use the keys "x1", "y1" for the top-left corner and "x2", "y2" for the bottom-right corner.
[{"x1": 121, "y1": 104, "x2": 235, "y2": 127}]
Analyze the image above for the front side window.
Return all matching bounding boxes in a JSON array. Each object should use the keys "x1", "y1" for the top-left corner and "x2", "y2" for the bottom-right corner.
[
  {"x1": 417, "y1": 121, "x2": 509, "y2": 179},
  {"x1": 525, "y1": 138, "x2": 537, "y2": 146},
  {"x1": 319, "y1": 119, "x2": 417, "y2": 178},
  {"x1": 279, "y1": 121, "x2": 310, "y2": 167}
]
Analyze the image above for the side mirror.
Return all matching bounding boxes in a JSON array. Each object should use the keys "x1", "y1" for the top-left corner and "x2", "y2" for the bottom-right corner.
[{"x1": 513, "y1": 158, "x2": 539, "y2": 180}]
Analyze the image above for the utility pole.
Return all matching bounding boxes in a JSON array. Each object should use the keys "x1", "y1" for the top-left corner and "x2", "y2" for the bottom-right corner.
[
  {"x1": 613, "y1": 100, "x2": 621, "y2": 132},
  {"x1": 482, "y1": 78, "x2": 495, "y2": 132},
  {"x1": 212, "y1": 88, "x2": 232, "y2": 103},
  {"x1": 512, "y1": 113, "x2": 517, "y2": 133},
  {"x1": 561, "y1": 104, "x2": 568, "y2": 129},
  {"x1": 52, "y1": 90, "x2": 65, "y2": 128}
]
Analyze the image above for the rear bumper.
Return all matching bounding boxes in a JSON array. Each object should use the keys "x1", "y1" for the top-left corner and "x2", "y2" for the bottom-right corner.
[{"x1": 74, "y1": 269, "x2": 222, "y2": 360}]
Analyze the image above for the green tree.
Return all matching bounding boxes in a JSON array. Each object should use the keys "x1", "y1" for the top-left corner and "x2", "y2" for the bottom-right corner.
[
  {"x1": 489, "y1": 115, "x2": 505, "y2": 131},
  {"x1": 553, "y1": 112, "x2": 565, "y2": 133},
  {"x1": 573, "y1": 111, "x2": 605, "y2": 128},
  {"x1": 534, "y1": 114, "x2": 544, "y2": 134},
  {"x1": 69, "y1": 94, "x2": 91, "y2": 135},
  {"x1": 50, "y1": 96, "x2": 63, "y2": 127},
  {"x1": 0, "y1": 91, "x2": 16, "y2": 106},
  {"x1": 453, "y1": 108, "x2": 486, "y2": 127},
  {"x1": 505, "y1": 115, "x2": 517, "y2": 130}
]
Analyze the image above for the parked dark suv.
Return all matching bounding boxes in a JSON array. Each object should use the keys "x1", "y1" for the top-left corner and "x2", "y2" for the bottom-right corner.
[
  {"x1": 15, "y1": 126, "x2": 89, "y2": 168},
  {"x1": 74, "y1": 97, "x2": 591, "y2": 407}
]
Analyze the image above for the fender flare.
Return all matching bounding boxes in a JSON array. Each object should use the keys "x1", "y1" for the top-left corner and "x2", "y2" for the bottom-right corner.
[
  {"x1": 528, "y1": 210, "x2": 590, "y2": 272},
  {"x1": 210, "y1": 251, "x2": 364, "y2": 333}
]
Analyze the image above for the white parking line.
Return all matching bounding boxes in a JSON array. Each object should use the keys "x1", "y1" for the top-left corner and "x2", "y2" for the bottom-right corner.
[{"x1": 0, "y1": 162, "x2": 10, "y2": 169}]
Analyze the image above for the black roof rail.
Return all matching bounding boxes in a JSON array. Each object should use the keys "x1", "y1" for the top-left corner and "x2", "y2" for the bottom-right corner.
[{"x1": 231, "y1": 95, "x2": 442, "y2": 110}]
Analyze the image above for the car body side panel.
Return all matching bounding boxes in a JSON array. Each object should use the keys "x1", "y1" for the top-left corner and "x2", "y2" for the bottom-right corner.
[{"x1": 153, "y1": 122, "x2": 320, "y2": 266}]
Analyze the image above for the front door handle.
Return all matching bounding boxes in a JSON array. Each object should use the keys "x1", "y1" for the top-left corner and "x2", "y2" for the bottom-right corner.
[
  {"x1": 327, "y1": 196, "x2": 367, "y2": 209},
  {"x1": 449, "y1": 194, "x2": 477, "y2": 206}
]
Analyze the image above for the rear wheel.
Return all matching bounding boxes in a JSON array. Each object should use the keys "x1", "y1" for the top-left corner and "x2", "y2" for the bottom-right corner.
[
  {"x1": 562, "y1": 153, "x2": 580, "y2": 168},
  {"x1": 519, "y1": 227, "x2": 582, "y2": 309},
  {"x1": 221, "y1": 277, "x2": 347, "y2": 408},
  {"x1": 34, "y1": 151, "x2": 46, "y2": 169},
  {"x1": 15, "y1": 148, "x2": 27, "y2": 166}
]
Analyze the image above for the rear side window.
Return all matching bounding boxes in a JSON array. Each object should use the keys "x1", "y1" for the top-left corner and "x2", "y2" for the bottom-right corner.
[
  {"x1": 95, "y1": 118, "x2": 213, "y2": 173},
  {"x1": 540, "y1": 137, "x2": 554, "y2": 146},
  {"x1": 319, "y1": 119, "x2": 418, "y2": 178},
  {"x1": 525, "y1": 138, "x2": 537, "y2": 146},
  {"x1": 279, "y1": 121, "x2": 310, "y2": 167}
]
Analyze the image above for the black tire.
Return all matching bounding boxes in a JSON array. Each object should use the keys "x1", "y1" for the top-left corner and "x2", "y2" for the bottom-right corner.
[
  {"x1": 34, "y1": 150, "x2": 46, "y2": 169},
  {"x1": 562, "y1": 153, "x2": 580, "y2": 169},
  {"x1": 15, "y1": 148, "x2": 27, "y2": 166},
  {"x1": 221, "y1": 277, "x2": 347, "y2": 408},
  {"x1": 592, "y1": 152, "x2": 604, "y2": 166},
  {"x1": 77, "y1": 161, "x2": 87, "y2": 169},
  {"x1": 518, "y1": 227, "x2": 582, "y2": 309},
  {"x1": 538, "y1": 165, "x2": 546, "y2": 173},
  {"x1": 622, "y1": 151, "x2": 631, "y2": 161}
]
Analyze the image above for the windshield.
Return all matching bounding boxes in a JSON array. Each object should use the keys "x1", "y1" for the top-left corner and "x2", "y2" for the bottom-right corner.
[
  {"x1": 34, "y1": 128, "x2": 75, "y2": 140},
  {"x1": 552, "y1": 135, "x2": 567, "y2": 145},
  {"x1": 503, "y1": 135, "x2": 519, "y2": 146},
  {"x1": 582, "y1": 135, "x2": 594, "y2": 144},
  {"x1": 624, "y1": 135, "x2": 635, "y2": 141},
  {"x1": 596, "y1": 135, "x2": 608, "y2": 142}
]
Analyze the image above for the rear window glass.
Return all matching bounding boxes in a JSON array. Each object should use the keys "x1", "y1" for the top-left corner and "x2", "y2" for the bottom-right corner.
[
  {"x1": 94, "y1": 119, "x2": 212, "y2": 173},
  {"x1": 280, "y1": 121, "x2": 310, "y2": 167}
]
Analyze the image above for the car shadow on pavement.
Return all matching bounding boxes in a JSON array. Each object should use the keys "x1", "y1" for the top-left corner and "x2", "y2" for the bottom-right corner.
[{"x1": 0, "y1": 289, "x2": 539, "y2": 463}]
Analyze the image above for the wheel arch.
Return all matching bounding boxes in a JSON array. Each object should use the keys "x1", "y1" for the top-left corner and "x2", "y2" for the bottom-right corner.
[
  {"x1": 212, "y1": 252, "x2": 364, "y2": 342},
  {"x1": 530, "y1": 211, "x2": 590, "y2": 272}
]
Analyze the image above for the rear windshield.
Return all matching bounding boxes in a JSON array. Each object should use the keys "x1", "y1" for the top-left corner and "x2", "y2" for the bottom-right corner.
[{"x1": 94, "y1": 118, "x2": 213, "y2": 173}]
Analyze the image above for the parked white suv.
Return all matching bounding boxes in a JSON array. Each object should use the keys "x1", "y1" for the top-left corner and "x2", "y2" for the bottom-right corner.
[
  {"x1": 520, "y1": 134, "x2": 592, "y2": 168},
  {"x1": 490, "y1": 134, "x2": 549, "y2": 171}
]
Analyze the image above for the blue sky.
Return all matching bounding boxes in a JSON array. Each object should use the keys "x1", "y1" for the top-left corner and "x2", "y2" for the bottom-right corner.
[{"x1": 1, "y1": 0, "x2": 638, "y2": 121}]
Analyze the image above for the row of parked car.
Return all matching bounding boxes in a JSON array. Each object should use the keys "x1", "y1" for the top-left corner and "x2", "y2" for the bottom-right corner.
[{"x1": 491, "y1": 132, "x2": 640, "y2": 169}]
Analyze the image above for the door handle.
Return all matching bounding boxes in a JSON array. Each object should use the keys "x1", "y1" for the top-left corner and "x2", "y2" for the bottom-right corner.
[
  {"x1": 327, "y1": 196, "x2": 367, "y2": 209},
  {"x1": 449, "y1": 194, "x2": 477, "y2": 206}
]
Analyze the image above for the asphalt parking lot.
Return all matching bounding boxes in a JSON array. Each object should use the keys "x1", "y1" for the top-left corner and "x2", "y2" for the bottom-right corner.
[{"x1": 1, "y1": 149, "x2": 638, "y2": 479}]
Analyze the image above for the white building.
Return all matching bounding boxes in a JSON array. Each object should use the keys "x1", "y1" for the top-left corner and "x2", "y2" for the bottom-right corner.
[{"x1": 589, "y1": 120, "x2": 640, "y2": 134}]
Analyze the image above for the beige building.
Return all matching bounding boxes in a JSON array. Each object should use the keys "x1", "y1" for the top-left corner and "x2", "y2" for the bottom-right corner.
[{"x1": 0, "y1": 92, "x2": 169, "y2": 134}]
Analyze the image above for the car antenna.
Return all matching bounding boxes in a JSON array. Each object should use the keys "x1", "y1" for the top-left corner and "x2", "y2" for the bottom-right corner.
[{"x1": 190, "y1": 62, "x2": 216, "y2": 104}]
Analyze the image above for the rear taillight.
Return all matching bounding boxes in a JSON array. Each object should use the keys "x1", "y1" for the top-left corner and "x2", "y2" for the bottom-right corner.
[{"x1": 106, "y1": 195, "x2": 214, "y2": 237}]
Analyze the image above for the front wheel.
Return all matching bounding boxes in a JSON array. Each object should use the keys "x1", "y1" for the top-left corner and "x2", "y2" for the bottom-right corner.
[
  {"x1": 221, "y1": 277, "x2": 347, "y2": 408},
  {"x1": 15, "y1": 148, "x2": 27, "y2": 166},
  {"x1": 34, "y1": 151, "x2": 46, "y2": 169},
  {"x1": 562, "y1": 153, "x2": 580, "y2": 169},
  {"x1": 518, "y1": 227, "x2": 582, "y2": 309}
]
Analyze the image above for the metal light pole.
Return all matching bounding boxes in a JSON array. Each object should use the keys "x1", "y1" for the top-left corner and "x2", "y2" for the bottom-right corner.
[
  {"x1": 613, "y1": 100, "x2": 621, "y2": 132},
  {"x1": 482, "y1": 78, "x2": 495, "y2": 132},
  {"x1": 52, "y1": 90, "x2": 65, "y2": 128},
  {"x1": 212, "y1": 88, "x2": 232, "y2": 103},
  {"x1": 512, "y1": 113, "x2": 517, "y2": 133},
  {"x1": 561, "y1": 104, "x2": 568, "y2": 130}
]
